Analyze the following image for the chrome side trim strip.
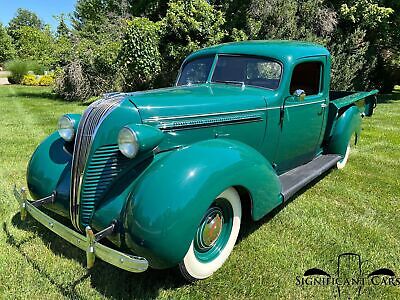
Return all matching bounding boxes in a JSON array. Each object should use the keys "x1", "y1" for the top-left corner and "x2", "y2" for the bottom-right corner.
[
  {"x1": 285, "y1": 100, "x2": 325, "y2": 108},
  {"x1": 144, "y1": 107, "x2": 279, "y2": 122},
  {"x1": 159, "y1": 114, "x2": 263, "y2": 131},
  {"x1": 144, "y1": 100, "x2": 325, "y2": 123}
]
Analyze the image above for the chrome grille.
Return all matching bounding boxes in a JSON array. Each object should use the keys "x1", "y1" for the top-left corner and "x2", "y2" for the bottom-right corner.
[
  {"x1": 80, "y1": 145, "x2": 128, "y2": 227},
  {"x1": 70, "y1": 95, "x2": 124, "y2": 231}
]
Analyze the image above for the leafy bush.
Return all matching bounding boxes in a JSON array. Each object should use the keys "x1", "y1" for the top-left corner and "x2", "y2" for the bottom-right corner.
[
  {"x1": 21, "y1": 74, "x2": 39, "y2": 86},
  {"x1": 329, "y1": 28, "x2": 369, "y2": 90},
  {"x1": 0, "y1": 23, "x2": 15, "y2": 63},
  {"x1": 118, "y1": 18, "x2": 161, "y2": 91},
  {"x1": 38, "y1": 74, "x2": 55, "y2": 86},
  {"x1": 5, "y1": 59, "x2": 44, "y2": 84}
]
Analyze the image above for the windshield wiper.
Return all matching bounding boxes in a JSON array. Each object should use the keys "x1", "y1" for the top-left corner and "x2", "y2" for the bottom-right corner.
[{"x1": 214, "y1": 80, "x2": 245, "y2": 87}]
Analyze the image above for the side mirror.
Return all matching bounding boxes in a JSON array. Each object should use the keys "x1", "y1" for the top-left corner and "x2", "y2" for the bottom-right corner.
[{"x1": 293, "y1": 89, "x2": 306, "y2": 101}]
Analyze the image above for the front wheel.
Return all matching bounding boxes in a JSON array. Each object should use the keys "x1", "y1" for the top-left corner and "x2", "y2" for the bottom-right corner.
[{"x1": 179, "y1": 187, "x2": 241, "y2": 281}]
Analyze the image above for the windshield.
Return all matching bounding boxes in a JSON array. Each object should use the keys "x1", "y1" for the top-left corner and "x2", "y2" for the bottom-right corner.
[
  {"x1": 212, "y1": 55, "x2": 282, "y2": 89},
  {"x1": 177, "y1": 56, "x2": 214, "y2": 86},
  {"x1": 177, "y1": 55, "x2": 282, "y2": 90}
]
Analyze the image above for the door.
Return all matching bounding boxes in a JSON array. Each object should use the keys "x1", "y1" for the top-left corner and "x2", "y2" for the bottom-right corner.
[{"x1": 275, "y1": 57, "x2": 327, "y2": 173}]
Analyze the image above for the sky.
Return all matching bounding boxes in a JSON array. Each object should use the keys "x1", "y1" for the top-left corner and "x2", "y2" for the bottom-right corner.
[{"x1": 0, "y1": 0, "x2": 76, "y2": 29}]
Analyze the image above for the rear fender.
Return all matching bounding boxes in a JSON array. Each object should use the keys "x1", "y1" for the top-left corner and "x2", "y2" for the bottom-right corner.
[
  {"x1": 123, "y1": 139, "x2": 281, "y2": 268},
  {"x1": 327, "y1": 106, "x2": 361, "y2": 157}
]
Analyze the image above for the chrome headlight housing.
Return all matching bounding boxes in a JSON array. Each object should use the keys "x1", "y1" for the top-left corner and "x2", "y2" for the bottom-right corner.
[
  {"x1": 118, "y1": 124, "x2": 164, "y2": 159},
  {"x1": 118, "y1": 127, "x2": 139, "y2": 159},
  {"x1": 58, "y1": 115, "x2": 76, "y2": 142}
]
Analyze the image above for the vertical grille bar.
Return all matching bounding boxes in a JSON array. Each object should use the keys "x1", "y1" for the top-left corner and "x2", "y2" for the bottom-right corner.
[{"x1": 70, "y1": 95, "x2": 124, "y2": 231}]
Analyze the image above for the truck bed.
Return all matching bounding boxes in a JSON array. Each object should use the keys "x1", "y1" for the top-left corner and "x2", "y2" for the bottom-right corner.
[
  {"x1": 323, "y1": 89, "x2": 379, "y2": 143},
  {"x1": 329, "y1": 90, "x2": 378, "y2": 109}
]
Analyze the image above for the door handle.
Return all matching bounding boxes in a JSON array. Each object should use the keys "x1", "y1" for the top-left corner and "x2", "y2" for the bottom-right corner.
[{"x1": 318, "y1": 102, "x2": 328, "y2": 115}]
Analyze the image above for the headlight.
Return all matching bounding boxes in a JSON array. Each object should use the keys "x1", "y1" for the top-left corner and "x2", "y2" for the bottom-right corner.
[
  {"x1": 118, "y1": 127, "x2": 139, "y2": 158},
  {"x1": 118, "y1": 124, "x2": 164, "y2": 159},
  {"x1": 58, "y1": 115, "x2": 76, "y2": 142}
]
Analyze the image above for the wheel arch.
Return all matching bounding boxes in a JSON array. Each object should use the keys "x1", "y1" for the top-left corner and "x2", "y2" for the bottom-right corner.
[
  {"x1": 327, "y1": 105, "x2": 362, "y2": 157},
  {"x1": 123, "y1": 138, "x2": 281, "y2": 269}
]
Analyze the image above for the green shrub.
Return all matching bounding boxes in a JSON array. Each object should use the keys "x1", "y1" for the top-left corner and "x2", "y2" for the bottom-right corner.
[
  {"x1": 21, "y1": 74, "x2": 39, "y2": 86},
  {"x1": 5, "y1": 59, "x2": 29, "y2": 84},
  {"x1": 38, "y1": 74, "x2": 55, "y2": 86},
  {"x1": 5, "y1": 59, "x2": 45, "y2": 84},
  {"x1": 118, "y1": 18, "x2": 161, "y2": 91},
  {"x1": 54, "y1": 60, "x2": 92, "y2": 101}
]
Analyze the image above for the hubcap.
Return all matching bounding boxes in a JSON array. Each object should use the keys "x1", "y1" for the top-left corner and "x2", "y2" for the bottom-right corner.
[{"x1": 196, "y1": 207, "x2": 224, "y2": 251}]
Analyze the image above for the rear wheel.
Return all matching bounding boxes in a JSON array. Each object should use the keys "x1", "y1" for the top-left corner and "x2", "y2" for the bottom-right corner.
[
  {"x1": 179, "y1": 187, "x2": 241, "y2": 281},
  {"x1": 336, "y1": 142, "x2": 351, "y2": 169}
]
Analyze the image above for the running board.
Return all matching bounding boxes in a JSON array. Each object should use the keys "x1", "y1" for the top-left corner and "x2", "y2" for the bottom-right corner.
[{"x1": 279, "y1": 154, "x2": 342, "y2": 201}]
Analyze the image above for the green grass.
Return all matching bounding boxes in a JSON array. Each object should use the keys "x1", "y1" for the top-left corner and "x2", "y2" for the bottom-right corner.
[{"x1": 0, "y1": 85, "x2": 399, "y2": 299}]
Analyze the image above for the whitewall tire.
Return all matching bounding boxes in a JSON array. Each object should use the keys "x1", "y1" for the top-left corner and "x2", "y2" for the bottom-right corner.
[
  {"x1": 337, "y1": 143, "x2": 351, "y2": 170},
  {"x1": 179, "y1": 187, "x2": 242, "y2": 281}
]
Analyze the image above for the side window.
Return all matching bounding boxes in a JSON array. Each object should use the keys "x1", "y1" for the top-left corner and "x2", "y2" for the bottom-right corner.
[
  {"x1": 290, "y1": 62, "x2": 322, "y2": 96},
  {"x1": 246, "y1": 61, "x2": 281, "y2": 89}
]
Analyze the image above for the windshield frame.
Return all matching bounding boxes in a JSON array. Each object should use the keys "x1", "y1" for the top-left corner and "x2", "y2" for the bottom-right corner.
[
  {"x1": 176, "y1": 53, "x2": 283, "y2": 91},
  {"x1": 175, "y1": 55, "x2": 217, "y2": 87}
]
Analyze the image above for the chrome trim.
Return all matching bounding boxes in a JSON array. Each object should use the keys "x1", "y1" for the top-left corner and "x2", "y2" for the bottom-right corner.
[
  {"x1": 159, "y1": 114, "x2": 263, "y2": 131},
  {"x1": 144, "y1": 107, "x2": 279, "y2": 122},
  {"x1": 14, "y1": 186, "x2": 148, "y2": 273},
  {"x1": 285, "y1": 100, "x2": 325, "y2": 108},
  {"x1": 70, "y1": 94, "x2": 125, "y2": 231}
]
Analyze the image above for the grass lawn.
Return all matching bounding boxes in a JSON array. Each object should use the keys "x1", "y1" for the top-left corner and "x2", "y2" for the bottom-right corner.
[{"x1": 0, "y1": 85, "x2": 399, "y2": 299}]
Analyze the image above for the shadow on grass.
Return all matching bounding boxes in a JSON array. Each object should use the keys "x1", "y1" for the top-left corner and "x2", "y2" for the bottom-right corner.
[
  {"x1": 377, "y1": 90, "x2": 400, "y2": 103},
  {"x1": 237, "y1": 169, "x2": 333, "y2": 244},
  {"x1": 3, "y1": 222, "x2": 90, "y2": 299},
  {"x1": 0, "y1": 87, "x2": 89, "y2": 106},
  {"x1": 6, "y1": 215, "x2": 186, "y2": 299}
]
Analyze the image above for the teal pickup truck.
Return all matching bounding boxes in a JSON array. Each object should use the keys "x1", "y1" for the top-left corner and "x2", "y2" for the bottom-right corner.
[{"x1": 15, "y1": 41, "x2": 378, "y2": 281}]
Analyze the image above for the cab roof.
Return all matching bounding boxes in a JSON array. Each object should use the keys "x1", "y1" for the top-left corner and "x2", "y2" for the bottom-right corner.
[{"x1": 185, "y1": 40, "x2": 330, "y2": 64}]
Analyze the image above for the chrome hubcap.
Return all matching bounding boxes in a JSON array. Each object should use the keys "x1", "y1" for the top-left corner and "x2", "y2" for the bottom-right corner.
[{"x1": 196, "y1": 207, "x2": 224, "y2": 250}]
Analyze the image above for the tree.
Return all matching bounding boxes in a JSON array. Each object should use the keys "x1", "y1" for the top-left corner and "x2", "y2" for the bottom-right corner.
[
  {"x1": 0, "y1": 23, "x2": 15, "y2": 63},
  {"x1": 14, "y1": 25, "x2": 55, "y2": 69},
  {"x1": 129, "y1": 0, "x2": 169, "y2": 21},
  {"x1": 72, "y1": 0, "x2": 131, "y2": 35},
  {"x1": 118, "y1": 18, "x2": 161, "y2": 90},
  {"x1": 331, "y1": 0, "x2": 397, "y2": 91},
  {"x1": 8, "y1": 8, "x2": 43, "y2": 40},
  {"x1": 159, "y1": 0, "x2": 226, "y2": 85},
  {"x1": 56, "y1": 14, "x2": 70, "y2": 38},
  {"x1": 247, "y1": 0, "x2": 337, "y2": 42}
]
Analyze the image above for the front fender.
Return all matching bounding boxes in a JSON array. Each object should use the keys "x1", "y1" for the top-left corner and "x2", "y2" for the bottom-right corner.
[
  {"x1": 27, "y1": 131, "x2": 72, "y2": 217},
  {"x1": 327, "y1": 106, "x2": 361, "y2": 157},
  {"x1": 124, "y1": 139, "x2": 281, "y2": 269}
]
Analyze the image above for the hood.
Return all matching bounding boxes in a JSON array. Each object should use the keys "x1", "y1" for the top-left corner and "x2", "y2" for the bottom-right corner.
[{"x1": 125, "y1": 83, "x2": 274, "y2": 122}]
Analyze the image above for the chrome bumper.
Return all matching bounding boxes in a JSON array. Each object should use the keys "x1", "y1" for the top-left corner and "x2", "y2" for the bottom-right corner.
[{"x1": 13, "y1": 186, "x2": 148, "y2": 273}]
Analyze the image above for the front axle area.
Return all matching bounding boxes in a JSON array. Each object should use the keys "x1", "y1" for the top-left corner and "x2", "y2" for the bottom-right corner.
[{"x1": 13, "y1": 186, "x2": 148, "y2": 273}]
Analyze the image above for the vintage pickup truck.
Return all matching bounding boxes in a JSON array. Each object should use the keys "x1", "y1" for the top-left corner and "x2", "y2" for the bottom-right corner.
[{"x1": 15, "y1": 41, "x2": 378, "y2": 281}]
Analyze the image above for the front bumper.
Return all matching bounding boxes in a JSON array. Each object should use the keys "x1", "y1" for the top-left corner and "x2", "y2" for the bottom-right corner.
[{"x1": 14, "y1": 186, "x2": 148, "y2": 273}]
